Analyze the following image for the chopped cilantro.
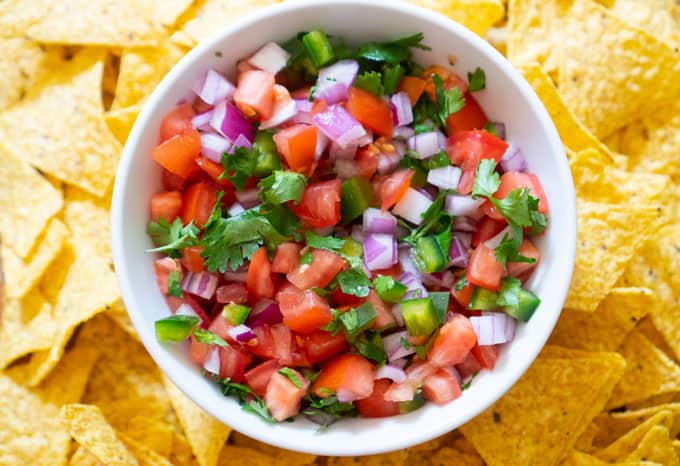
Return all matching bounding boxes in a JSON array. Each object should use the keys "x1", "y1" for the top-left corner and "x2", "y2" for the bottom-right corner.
[
  {"x1": 193, "y1": 329, "x2": 228, "y2": 348},
  {"x1": 433, "y1": 74, "x2": 465, "y2": 127},
  {"x1": 354, "y1": 71, "x2": 384, "y2": 96},
  {"x1": 216, "y1": 376, "x2": 276, "y2": 423},
  {"x1": 357, "y1": 33, "x2": 430, "y2": 65},
  {"x1": 243, "y1": 399, "x2": 276, "y2": 423},
  {"x1": 467, "y1": 67, "x2": 486, "y2": 92},
  {"x1": 302, "y1": 394, "x2": 357, "y2": 428},
  {"x1": 382, "y1": 64, "x2": 404, "y2": 95},
  {"x1": 320, "y1": 309, "x2": 342, "y2": 335},
  {"x1": 414, "y1": 122, "x2": 435, "y2": 134},
  {"x1": 278, "y1": 367, "x2": 304, "y2": 388},
  {"x1": 258, "y1": 170, "x2": 307, "y2": 205},
  {"x1": 146, "y1": 218, "x2": 199, "y2": 258},
  {"x1": 354, "y1": 332, "x2": 387, "y2": 364},
  {"x1": 426, "y1": 151, "x2": 452, "y2": 169},
  {"x1": 308, "y1": 85, "x2": 317, "y2": 101},
  {"x1": 167, "y1": 270, "x2": 183, "y2": 298},
  {"x1": 484, "y1": 121, "x2": 498, "y2": 136},
  {"x1": 339, "y1": 302, "x2": 377, "y2": 341},
  {"x1": 336, "y1": 268, "x2": 372, "y2": 298},
  {"x1": 402, "y1": 190, "x2": 451, "y2": 245},
  {"x1": 399, "y1": 336, "x2": 411, "y2": 350},
  {"x1": 304, "y1": 231, "x2": 345, "y2": 251},
  {"x1": 454, "y1": 273, "x2": 468, "y2": 291},
  {"x1": 220, "y1": 146, "x2": 259, "y2": 191},
  {"x1": 460, "y1": 377, "x2": 473, "y2": 391},
  {"x1": 471, "y1": 158, "x2": 500, "y2": 199},
  {"x1": 299, "y1": 251, "x2": 313, "y2": 265}
]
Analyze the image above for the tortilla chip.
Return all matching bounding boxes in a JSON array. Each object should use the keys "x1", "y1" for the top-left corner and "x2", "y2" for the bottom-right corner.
[
  {"x1": 0, "y1": 373, "x2": 70, "y2": 466},
  {"x1": 2, "y1": 218, "x2": 67, "y2": 299},
  {"x1": 61, "y1": 404, "x2": 138, "y2": 466},
  {"x1": 425, "y1": 447, "x2": 484, "y2": 466},
  {"x1": 119, "y1": 433, "x2": 175, "y2": 466},
  {"x1": 177, "y1": 0, "x2": 280, "y2": 46},
  {"x1": 625, "y1": 425, "x2": 679, "y2": 466},
  {"x1": 564, "y1": 200, "x2": 659, "y2": 312},
  {"x1": 0, "y1": 38, "x2": 45, "y2": 108},
  {"x1": 0, "y1": 291, "x2": 56, "y2": 369},
  {"x1": 557, "y1": 0, "x2": 680, "y2": 138},
  {"x1": 122, "y1": 417, "x2": 174, "y2": 458},
  {"x1": 105, "y1": 105, "x2": 142, "y2": 145},
  {"x1": 0, "y1": 49, "x2": 121, "y2": 197},
  {"x1": 0, "y1": 0, "x2": 50, "y2": 37},
  {"x1": 112, "y1": 38, "x2": 187, "y2": 109},
  {"x1": 607, "y1": 331, "x2": 680, "y2": 409},
  {"x1": 405, "y1": 0, "x2": 504, "y2": 36},
  {"x1": 105, "y1": 299, "x2": 140, "y2": 341},
  {"x1": 459, "y1": 352, "x2": 626, "y2": 466},
  {"x1": 170, "y1": 431, "x2": 199, "y2": 466},
  {"x1": 24, "y1": 239, "x2": 119, "y2": 386},
  {"x1": 162, "y1": 376, "x2": 231, "y2": 466},
  {"x1": 562, "y1": 450, "x2": 658, "y2": 466},
  {"x1": 0, "y1": 145, "x2": 63, "y2": 258},
  {"x1": 64, "y1": 185, "x2": 113, "y2": 262},
  {"x1": 610, "y1": 0, "x2": 680, "y2": 46},
  {"x1": 519, "y1": 63, "x2": 615, "y2": 161},
  {"x1": 592, "y1": 403, "x2": 680, "y2": 449},
  {"x1": 549, "y1": 287, "x2": 651, "y2": 351},
  {"x1": 229, "y1": 432, "x2": 316, "y2": 465},
  {"x1": 69, "y1": 446, "x2": 104, "y2": 466}
]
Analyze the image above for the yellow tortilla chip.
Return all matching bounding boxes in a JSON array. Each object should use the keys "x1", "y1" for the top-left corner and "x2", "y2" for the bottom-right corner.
[
  {"x1": 564, "y1": 200, "x2": 659, "y2": 312},
  {"x1": 230, "y1": 432, "x2": 316, "y2": 465},
  {"x1": 610, "y1": 0, "x2": 680, "y2": 46},
  {"x1": 0, "y1": 0, "x2": 50, "y2": 37},
  {"x1": 170, "y1": 431, "x2": 199, "y2": 466},
  {"x1": 625, "y1": 425, "x2": 679, "y2": 466},
  {"x1": 121, "y1": 417, "x2": 174, "y2": 458},
  {"x1": 105, "y1": 105, "x2": 142, "y2": 145},
  {"x1": 0, "y1": 290, "x2": 56, "y2": 369},
  {"x1": 593, "y1": 403, "x2": 680, "y2": 449},
  {"x1": 635, "y1": 317, "x2": 676, "y2": 361},
  {"x1": 549, "y1": 287, "x2": 651, "y2": 351},
  {"x1": 427, "y1": 447, "x2": 484, "y2": 466},
  {"x1": 2, "y1": 218, "x2": 67, "y2": 299},
  {"x1": 562, "y1": 450, "x2": 658, "y2": 466},
  {"x1": 119, "y1": 433, "x2": 175, "y2": 466},
  {"x1": 0, "y1": 38, "x2": 45, "y2": 108},
  {"x1": 405, "y1": 0, "x2": 504, "y2": 36},
  {"x1": 64, "y1": 185, "x2": 113, "y2": 262},
  {"x1": 557, "y1": 0, "x2": 680, "y2": 138},
  {"x1": 607, "y1": 331, "x2": 680, "y2": 409},
  {"x1": 24, "y1": 239, "x2": 119, "y2": 386},
  {"x1": 69, "y1": 446, "x2": 104, "y2": 466},
  {"x1": 112, "y1": 38, "x2": 187, "y2": 109},
  {"x1": 106, "y1": 299, "x2": 140, "y2": 341},
  {"x1": 0, "y1": 372, "x2": 70, "y2": 466},
  {"x1": 0, "y1": 145, "x2": 63, "y2": 258},
  {"x1": 61, "y1": 404, "x2": 138, "y2": 466},
  {"x1": 177, "y1": 0, "x2": 280, "y2": 46},
  {"x1": 163, "y1": 376, "x2": 231, "y2": 466},
  {"x1": 459, "y1": 352, "x2": 626, "y2": 466},
  {"x1": 0, "y1": 49, "x2": 121, "y2": 197}
]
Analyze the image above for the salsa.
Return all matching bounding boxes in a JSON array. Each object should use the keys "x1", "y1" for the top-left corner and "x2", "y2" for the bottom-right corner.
[{"x1": 146, "y1": 30, "x2": 549, "y2": 426}]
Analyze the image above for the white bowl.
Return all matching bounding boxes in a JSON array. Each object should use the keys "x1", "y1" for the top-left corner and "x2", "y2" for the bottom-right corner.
[{"x1": 112, "y1": 0, "x2": 576, "y2": 456}]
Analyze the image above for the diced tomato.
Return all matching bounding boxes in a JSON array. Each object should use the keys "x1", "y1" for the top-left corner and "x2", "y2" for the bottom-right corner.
[
  {"x1": 427, "y1": 314, "x2": 477, "y2": 367},
  {"x1": 356, "y1": 379, "x2": 401, "y2": 418},
  {"x1": 455, "y1": 349, "x2": 483, "y2": 379},
  {"x1": 277, "y1": 286, "x2": 333, "y2": 333},
  {"x1": 312, "y1": 354, "x2": 375, "y2": 400},
  {"x1": 152, "y1": 129, "x2": 202, "y2": 178},
  {"x1": 218, "y1": 344, "x2": 251, "y2": 382},
  {"x1": 180, "y1": 294, "x2": 211, "y2": 328},
  {"x1": 270, "y1": 324, "x2": 294, "y2": 365},
  {"x1": 160, "y1": 104, "x2": 195, "y2": 142},
  {"x1": 195, "y1": 157, "x2": 236, "y2": 191},
  {"x1": 216, "y1": 283, "x2": 248, "y2": 304},
  {"x1": 265, "y1": 370, "x2": 309, "y2": 421},
  {"x1": 180, "y1": 246, "x2": 205, "y2": 273},
  {"x1": 422, "y1": 369, "x2": 462, "y2": 405},
  {"x1": 445, "y1": 130, "x2": 508, "y2": 195},
  {"x1": 367, "y1": 290, "x2": 396, "y2": 330},
  {"x1": 384, "y1": 360, "x2": 437, "y2": 402},
  {"x1": 150, "y1": 191, "x2": 182, "y2": 223},
  {"x1": 233, "y1": 70, "x2": 276, "y2": 120},
  {"x1": 161, "y1": 169, "x2": 187, "y2": 191},
  {"x1": 246, "y1": 247, "x2": 275, "y2": 300},
  {"x1": 154, "y1": 257, "x2": 181, "y2": 295},
  {"x1": 311, "y1": 99, "x2": 328, "y2": 115},
  {"x1": 271, "y1": 242, "x2": 302, "y2": 274},
  {"x1": 180, "y1": 181, "x2": 218, "y2": 226},
  {"x1": 372, "y1": 263, "x2": 403, "y2": 280},
  {"x1": 467, "y1": 244, "x2": 504, "y2": 291},
  {"x1": 451, "y1": 281, "x2": 475, "y2": 308},
  {"x1": 189, "y1": 335, "x2": 209, "y2": 365},
  {"x1": 471, "y1": 216, "x2": 506, "y2": 248},
  {"x1": 289, "y1": 179, "x2": 341, "y2": 228},
  {"x1": 166, "y1": 295, "x2": 184, "y2": 312},
  {"x1": 273, "y1": 124, "x2": 318, "y2": 174},
  {"x1": 446, "y1": 92, "x2": 488, "y2": 133},
  {"x1": 397, "y1": 76, "x2": 426, "y2": 106},
  {"x1": 347, "y1": 87, "x2": 393, "y2": 137},
  {"x1": 286, "y1": 249, "x2": 345, "y2": 289},
  {"x1": 330, "y1": 287, "x2": 365, "y2": 307},
  {"x1": 355, "y1": 146, "x2": 379, "y2": 179},
  {"x1": 245, "y1": 360, "x2": 281, "y2": 397},
  {"x1": 379, "y1": 169, "x2": 415, "y2": 212},
  {"x1": 299, "y1": 330, "x2": 347, "y2": 365},
  {"x1": 208, "y1": 313, "x2": 233, "y2": 340},
  {"x1": 492, "y1": 171, "x2": 549, "y2": 214},
  {"x1": 423, "y1": 65, "x2": 468, "y2": 100},
  {"x1": 507, "y1": 238, "x2": 541, "y2": 278},
  {"x1": 472, "y1": 345, "x2": 500, "y2": 370}
]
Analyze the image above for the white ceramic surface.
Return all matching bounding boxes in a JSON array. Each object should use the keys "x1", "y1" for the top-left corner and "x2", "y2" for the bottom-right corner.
[{"x1": 111, "y1": 0, "x2": 576, "y2": 456}]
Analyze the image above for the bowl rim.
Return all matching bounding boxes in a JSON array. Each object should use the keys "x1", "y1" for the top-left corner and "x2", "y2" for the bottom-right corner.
[{"x1": 111, "y1": 0, "x2": 576, "y2": 456}]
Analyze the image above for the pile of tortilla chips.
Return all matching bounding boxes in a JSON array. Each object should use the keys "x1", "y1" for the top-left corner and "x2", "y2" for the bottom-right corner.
[{"x1": 0, "y1": 0, "x2": 678, "y2": 465}]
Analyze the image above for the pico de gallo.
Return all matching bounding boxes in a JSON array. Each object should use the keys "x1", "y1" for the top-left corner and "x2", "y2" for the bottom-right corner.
[{"x1": 146, "y1": 30, "x2": 549, "y2": 426}]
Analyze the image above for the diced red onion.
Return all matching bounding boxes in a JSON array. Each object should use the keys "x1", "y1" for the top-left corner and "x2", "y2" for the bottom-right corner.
[
  {"x1": 398, "y1": 246, "x2": 420, "y2": 277},
  {"x1": 485, "y1": 225, "x2": 513, "y2": 249},
  {"x1": 291, "y1": 110, "x2": 313, "y2": 125},
  {"x1": 181, "y1": 271, "x2": 218, "y2": 300},
  {"x1": 375, "y1": 364, "x2": 407, "y2": 384},
  {"x1": 391, "y1": 92, "x2": 413, "y2": 127},
  {"x1": 499, "y1": 143, "x2": 528, "y2": 173},
  {"x1": 383, "y1": 330, "x2": 416, "y2": 361},
  {"x1": 422, "y1": 271, "x2": 456, "y2": 287},
  {"x1": 400, "y1": 272, "x2": 428, "y2": 299},
  {"x1": 260, "y1": 98, "x2": 297, "y2": 130},
  {"x1": 315, "y1": 132, "x2": 329, "y2": 160},
  {"x1": 312, "y1": 105, "x2": 367, "y2": 148},
  {"x1": 356, "y1": 129, "x2": 373, "y2": 147},
  {"x1": 247, "y1": 300, "x2": 283, "y2": 327},
  {"x1": 449, "y1": 236, "x2": 470, "y2": 268},
  {"x1": 223, "y1": 271, "x2": 247, "y2": 283},
  {"x1": 329, "y1": 141, "x2": 357, "y2": 161},
  {"x1": 492, "y1": 121, "x2": 506, "y2": 140},
  {"x1": 227, "y1": 324, "x2": 257, "y2": 343},
  {"x1": 294, "y1": 98, "x2": 314, "y2": 113},
  {"x1": 427, "y1": 166, "x2": 462, "y2": 190},
  {"x1": 452, "y1": 216, "x2": 478, "y2": 233},
  {"x1": 235, "y1": 189, "x2": 259, "y2": 209},
  {"x1": 317, "y1": 82, "x2": 348, "y2": 105},
  {"x1": 393, "y1": 140, "x2": 407, "y2": 157},
  {"x1": 203, "y1": 347, "x2": 221, "y2": 374},
  {"x1": 393, "y1": 188, "x2": 432, "y2": 225},
  {"x1": 445, "y1": 194, "x2": 485, "y2": 217},
  {"x1": 313, "y1": 60, "x2": 359, "y2": 103},
  {"x1": 364, "y1": 233, "x2": 397, "y2": 271},
  {"x1": 335, "y1": 159, "x2": 360, "y2": 179},
  {"x1": 470, "y1": 313, "x2": 516, "y2": 345},
  {"x1": 351, "y1": 225, "x2": 364, "y2": 244},
  {"x1": 191, "y1": 110, "x2": 214, "y2": 131},
  {"x1": 232, "y1": 133, "x2": 252, "y2": 150},
  {"x1": 200, "y1": 133, "x2": 231, "y2": 163},
  {"x1": 192, "y1": 69, "x2": 235, "y2": 105},
  {"x1": 436, "y1": 130, "x2": 447, "y2": 150},
  {"x1": 384, "y1": 381, "x2": 417, "y2": 402},
  {"x1": 175, "y1": 303, "x2": 202, "y2": 324},
  {"x1": 455, "y1": 232, "x2": 472, "y2": 250},
  {"x1": 336, "y1": 388, "x2": 357, "y2": 403},
  {"x1": 407, "y1": 132, "x2": 440, "y2": 159},
  {"x1": 210, "y1": 101, "x2": 255, "y2": 142},
  {"x1": 393, "y1": 125, "x2": 415, "y2": 140},
  {"x1": 390, "y1": 358, "x2": 408, "y2": 369},
  {"x1": 376, "y1": 151, "x2": 401, "y2": 175},
  {"x1": 363, "y1": 208, "x2": 397, "y2": 234},
  {"x1": 247, "y1": 41, "x2": 290, "y2": 75},
  {"x1": 391, "y1": 304, "x2": 405, "y2": 327},
  {"x1": 227, "y1": 202, "x2": 245, "y2": 217}
]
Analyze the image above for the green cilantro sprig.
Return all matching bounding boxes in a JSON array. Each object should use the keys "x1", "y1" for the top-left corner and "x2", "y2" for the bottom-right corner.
[{"x1": 146, "y1": 218, "x2": 199, "y2": 258}]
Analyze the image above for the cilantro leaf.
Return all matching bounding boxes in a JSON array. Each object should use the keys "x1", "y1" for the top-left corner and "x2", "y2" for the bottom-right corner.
[
  {"x1": 493, "y1": 223, "x2": 536, "y2": 268},
  {"x1": 433, "y1": 74, "x2": 464, "y2": 127},
  {"x1": 354, "y1": 71, "x2": 384, "y2": 96},
  {"x1": 467, "y1": 67, "x2": 486, "y2": 92},
  {"x1": 193, "y1": 329, "x2": 228, "y2": 348},
  {"x1": 400, "y1": 336, "x2": 411, "y2": 349},
  {"x1": 339, "y1": 302, "x2": 377, "y2": 341},
  {"x1": 215, "y1": 376, "x2": 276, "y2": 423},
  {"x1": 299, "y1": 251, "x2": 313, "y2": 265},
  {"x1": 454, "y1": 273, "x2": 468, "y2": 291},
  {"x1": 426, "y1": 151, "x2": 451, "y2": 169},
  {"x1": 354, "y1": 332, "x2": 386, "y2": 364},
  {"x1": 242, "y1": 399, "x2": 276, "y2": 423},
  {"x1": 220, "y1": 146, "x2": 259, "y2": 191},
  {"x1": 484, "y1": 121, "x2": 498, "y2": 136},
  {"x1": 304, "y1": 231, "x2": 345, "y2": 251},
  {"x1": 146, "y1": 218, "x2": 199, "y2": 258},
  {"x1": 490, "y1": 188, "x2": 533, "y2": 227},
  {"x1": 382, "y1": 64, "x2": 404, "y2": 95},
  {"x1": 302, "y1": 394, "x2": 357, "y2": 428},
  {"x1": 413, "y1": 93, "x2": 437, "y2": 127},
  {"x1": 357, "y1": 33, "x2": 430, "y2": 64},
  {"x1": 472, "y1": 158, "x2": 500, "y2": 199},
  {"x1": 278, "y1": 367, "x2": 304, "y2": 388},
  {"x1": 258, "y1": 170, "x2": 307, "y2": 205},
  {"x1": 167, "y1": 270, "x2": 183, "y2": 298},
  {"x1": 402, "y1": 190, "x2": 450, "y2": 245},
  {"x1": 336, "y1": 268, "x2": 372, "y2": 298},
  {"x1": 496, "y1": 276, "x2": 522, "y2": 308},
  {"x1": 320, "y1": 309, "x2": 342, "y2": 335}
]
